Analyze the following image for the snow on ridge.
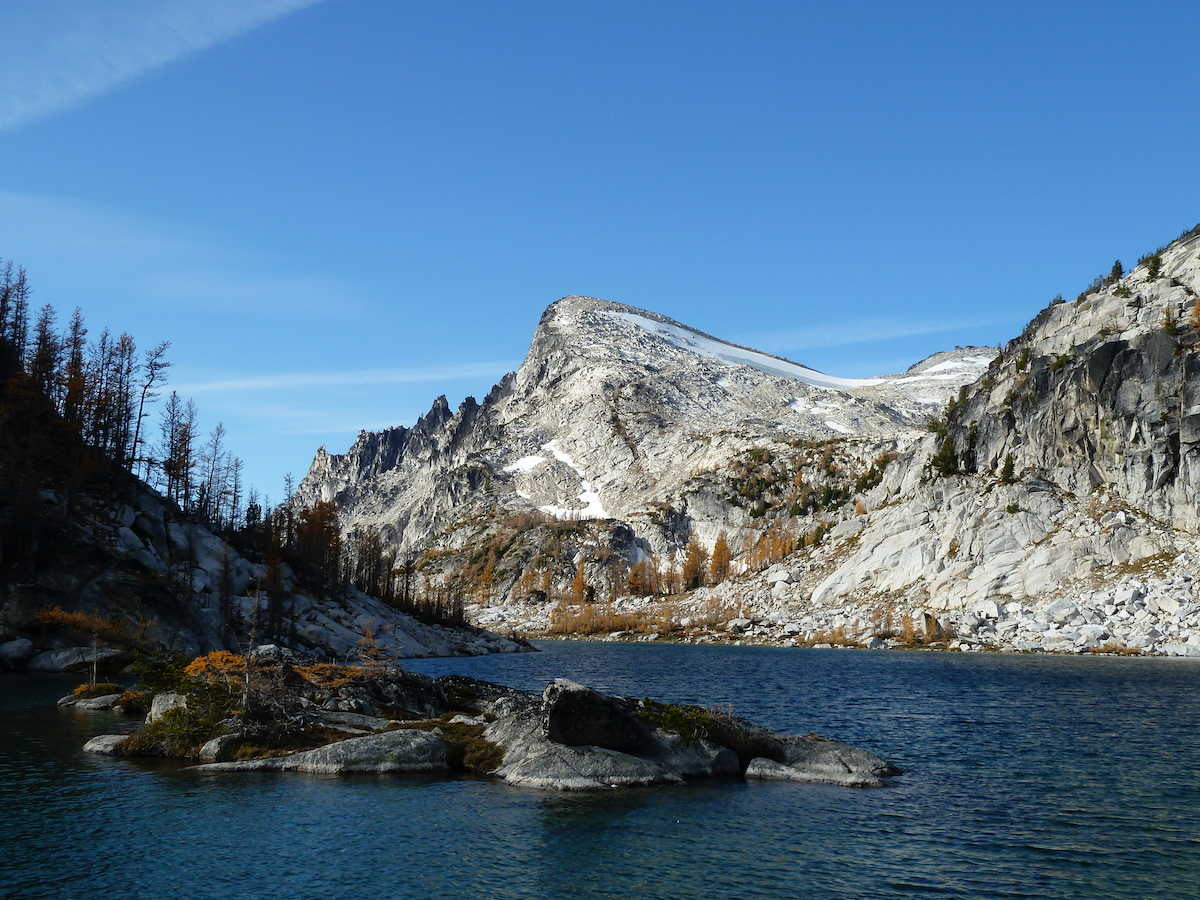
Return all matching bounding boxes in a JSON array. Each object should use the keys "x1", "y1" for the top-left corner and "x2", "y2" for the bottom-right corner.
[
  {"x1": 538, "y1": 440, "x2": 608, "y2": 520},
  {"x1": 919, "y1": 355, "x2": 993, "y2": 374},
  {"x1": 891, "y1": 356, "x2": 994, "y2": 383},
  {"x1": 504, "y1": 455, "x2": 546, "y2": 473},
  {"x1": 604, "y1": 310, "x2": 884, "y2": 390}
]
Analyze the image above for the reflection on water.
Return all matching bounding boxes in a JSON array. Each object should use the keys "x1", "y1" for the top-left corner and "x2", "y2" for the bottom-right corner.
[{"x1": 2, "y1": 645, "x2": 1198, "y2": 899}]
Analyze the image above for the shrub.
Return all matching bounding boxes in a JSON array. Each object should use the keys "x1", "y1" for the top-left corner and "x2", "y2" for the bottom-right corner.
[
  {"x1": 929, "y1": 437, "x2": 958, "y2": 478},
  {"x1": 1141, "y1": 252, "x2": 1163, "y2": 280},
  {"x1": 637, "y1": 700, "x2": 716, "y2": 744},
  {"x1": 637, "y1": 699, "x2": 785, "y2": 770},
  {"x1": 115, "y1": 690, "x2": 149, "y2": 715},
  {"x1": 119, "y1": 706, "x2": 221, "y2": 759},
  {"x1": 1006, "y1": 502, "x2": 1020, "y2": 514},
  {"x1": 131, "y1": 650, "x2": 190, "y2": 694},
  {"x1": 73, "y1": 682, "x2": 126, "y2": 699},
  {"x1": 403, "y1": 720, "x2": 504, "y2": 774},
  {"x1": 1163, "y1": 309, "x2": 1179, "y2": 336},
  {"x1": 1050, "y1": 352, "x2": 1071, "y2": 372}
]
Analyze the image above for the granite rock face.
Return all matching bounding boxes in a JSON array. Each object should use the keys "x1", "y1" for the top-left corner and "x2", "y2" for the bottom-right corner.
[
  {"x1": 482, "y1": 681, "x2": 888, "y2": 791},
  {"x1": 943, "y1": 232, "x2": 1200, "y2": 534},
  {"x1": 294, "y1": 296, "x2": 993, "y2": 559},
  {"x1": 540, "y1": 678, "x2": 649, "y2": 751},
  {"x1": 745, "y1": 735, "x2": 900, "y2": 788},
  {"x1": 293, "y1": 228, "x2": 1200, "y2": 659},
  {"x1": 199, "y1": 729, "x2": 448, "y2": 774},
  {"x1": 0, "y1": 638, "x2": 34, "y2": 669}
]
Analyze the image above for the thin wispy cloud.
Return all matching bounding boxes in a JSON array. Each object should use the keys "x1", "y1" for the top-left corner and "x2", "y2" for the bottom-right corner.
[
  {"x1": 0, "y1": 190, "x2": 354, "y2": 313},
  {"x1": 176, "y1": 362, "x2": 521, "y2": 396},
  {"x1": 0, "y1": 0, "x2": 325, "y2": 132},
  {"x1": 737, "y1": 313, "x2": 1020, "y2": 356}
]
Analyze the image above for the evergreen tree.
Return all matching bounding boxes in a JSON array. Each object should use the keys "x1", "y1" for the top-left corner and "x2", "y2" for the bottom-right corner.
[{"x1": 999, "y1": 453, "x2": 1015, "y2": 484}]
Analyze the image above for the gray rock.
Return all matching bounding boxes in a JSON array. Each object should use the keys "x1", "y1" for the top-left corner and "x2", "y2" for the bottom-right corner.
[
  {"x1": 198, "y1": 733, "x2": 240, "y2": 763},
  {"x1": 25, "y1": 647, "x2": 128, "y2": 673},
  {"x1": 499, "y1": 740, "x2": 686, "y2": 790},
  {"x1": 743, "y1": 735, "x2": 900, "y2": 787},
  {"x1": 1078, "y1": 624, "x2": 1111, "y2": 642},
  {"x1": 487, "y1": 698, "x2": 691, "y2": 790},
  {"x1": 116, "y1": 526, "x2": 144, "y2": 552},
  {"x1": 317, "y1": 710, "x2": 391, "y2": 732},
  {"x1": 1115, "y1": 585, "x2": 1143, "y2": 606},
  {"x1": 1166, "y1": 643, "x2": 1200, "y2": 657},
  {"x1": 146, "y1": 692, "x2": 188, "y2": 724},
  {"x1": 198, "y1": 729, "x2": 447, "y2": 774},
  {"x1": 0, "y1": 638, "x2": 34, "y2": 669},
  {"x1": 862, "y1": 637, "x2": 887, "y2": 650},
  {"x1": 83, "y1": 734, "x2": 129, "y2": 755},
  {"x1": 830, "y1": 518, "x2": 866, "y2": 541},
  {"x1": 642, "y1": 731, "x2": 740, "y2": 778},
  {"x1": 1045, "y1": 599, "x2": 1078, "y2": 624},
  {"x1": 974, "y1": 599, "x2": 1002, "y2": 620},
  {"x1": 74, "y1": 694, "x2": 123, "y2": 711},
  {"x1": 126, "y1": 548, "x2": 166, "y2": 573},
  {"x1": 541, "y1": 678, "x2": 648, "y2": 751},
  {"x1": 484, "y1": 687, "x2": 746, "y2": 791}
]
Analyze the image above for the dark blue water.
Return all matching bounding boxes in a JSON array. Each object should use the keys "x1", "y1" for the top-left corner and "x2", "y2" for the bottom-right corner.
[{"x1": 3, "y1": 643, "x2": 1198, "y2": 899}]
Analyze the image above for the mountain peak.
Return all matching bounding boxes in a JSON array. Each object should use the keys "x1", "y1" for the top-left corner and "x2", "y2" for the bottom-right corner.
[{"x1": 296, "y1": 295, "x2": 992, "y2": 552}]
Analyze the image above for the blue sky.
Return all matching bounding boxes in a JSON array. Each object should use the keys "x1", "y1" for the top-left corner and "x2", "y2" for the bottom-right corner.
[{"x1": 1, "y1": 1, "x2": 1198, "y2": 498}]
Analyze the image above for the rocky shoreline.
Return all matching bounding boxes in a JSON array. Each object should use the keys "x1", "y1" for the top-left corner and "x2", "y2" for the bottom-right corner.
[
  {"x1": 466, "y1": 551, "x2": 1200, "y2": 658},
  {"x1": 71, "y1": 652, "x2": 899, "y2": 791}
]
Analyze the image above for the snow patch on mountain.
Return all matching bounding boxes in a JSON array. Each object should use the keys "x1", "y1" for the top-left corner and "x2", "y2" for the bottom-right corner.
[
  {"x1": 538, "y1": 440, "x2": 608, "y2": 520},
  {"x1": 504, "y1": 455, "x2": 546, "y2": 473},
  {"x1": 604, "y1": 310, "x2": 884, "y2": 390}
]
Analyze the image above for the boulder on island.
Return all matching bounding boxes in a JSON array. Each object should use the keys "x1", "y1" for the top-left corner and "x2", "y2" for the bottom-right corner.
[
  {"x1": 83, "y1": 734, "x2": 130, "y2": 755},
  {"x1": 540, "y1": 678, "x2": 649, "y2": 751},
  {"x1": 745, "y1": 734, "x2": 901, "y2": 788},
  {"x1": 199, "y1": 729, "x2": 447, "y2": 774}
]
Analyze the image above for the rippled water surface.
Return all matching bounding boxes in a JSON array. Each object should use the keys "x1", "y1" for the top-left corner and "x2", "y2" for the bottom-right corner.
[{"x1": 3, "y1": 643, "x2": 1199, "y2": 899}]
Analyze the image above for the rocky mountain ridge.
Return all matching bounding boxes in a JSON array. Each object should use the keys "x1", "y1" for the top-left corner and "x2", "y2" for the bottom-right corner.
[
  {"x1": 296, "y1": 224, "x2": 1200, "y2": 658},
  {"x1": 296, "y1": 296, "x2": 993, "y2": 556}
]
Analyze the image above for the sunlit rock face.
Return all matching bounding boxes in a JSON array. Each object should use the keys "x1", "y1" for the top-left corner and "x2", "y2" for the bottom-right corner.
[
  {"x1": 294, "y1": 228, "x2": 1200, "y2": 657},
  {"x1": 294, "y1": 294, "x2": 992, "y2": 556}
]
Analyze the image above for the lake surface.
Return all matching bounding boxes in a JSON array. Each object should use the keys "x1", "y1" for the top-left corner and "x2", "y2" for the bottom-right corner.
[{"x1": 3, "y1": 643, "x2": 1199, "y2": 899}]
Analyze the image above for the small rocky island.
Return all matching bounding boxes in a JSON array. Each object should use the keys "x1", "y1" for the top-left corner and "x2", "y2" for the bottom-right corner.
[{"x1": 75, "y1": 647, "x2": 899, "y2": 791}]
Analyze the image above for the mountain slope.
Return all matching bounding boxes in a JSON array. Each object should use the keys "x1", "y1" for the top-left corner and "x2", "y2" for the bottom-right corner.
[
  {"x1": 295, "y1": 226, "x2": 1200, "y2": 658},
  {"x1": 295, "y1": 296, "x2": 993, "y2": 559}
]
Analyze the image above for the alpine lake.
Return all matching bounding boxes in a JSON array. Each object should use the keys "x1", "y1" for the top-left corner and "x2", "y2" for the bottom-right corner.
[{"x1": 3, "y1": 642, "x2": 1198, "y2": 899}]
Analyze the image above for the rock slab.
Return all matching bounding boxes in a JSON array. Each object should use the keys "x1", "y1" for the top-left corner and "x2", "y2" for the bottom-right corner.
[
  {"x1": 540, "y1": 678, "x2": 648, "y2": 751},
  {"x1": 198, "y1": 729, "x2": 447, "y2": 774}
]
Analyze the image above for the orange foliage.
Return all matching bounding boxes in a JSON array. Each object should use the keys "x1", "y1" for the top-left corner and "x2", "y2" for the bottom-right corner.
[
  {"x1": 184, "y1": 650, "x2": 247, "y2": 683},
  {"x1": 293, "y1": 663, "x2": 366, "y2": 688},
  {"x1": 35, "y1": 606, "x2": 148, "y2": 647}
]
